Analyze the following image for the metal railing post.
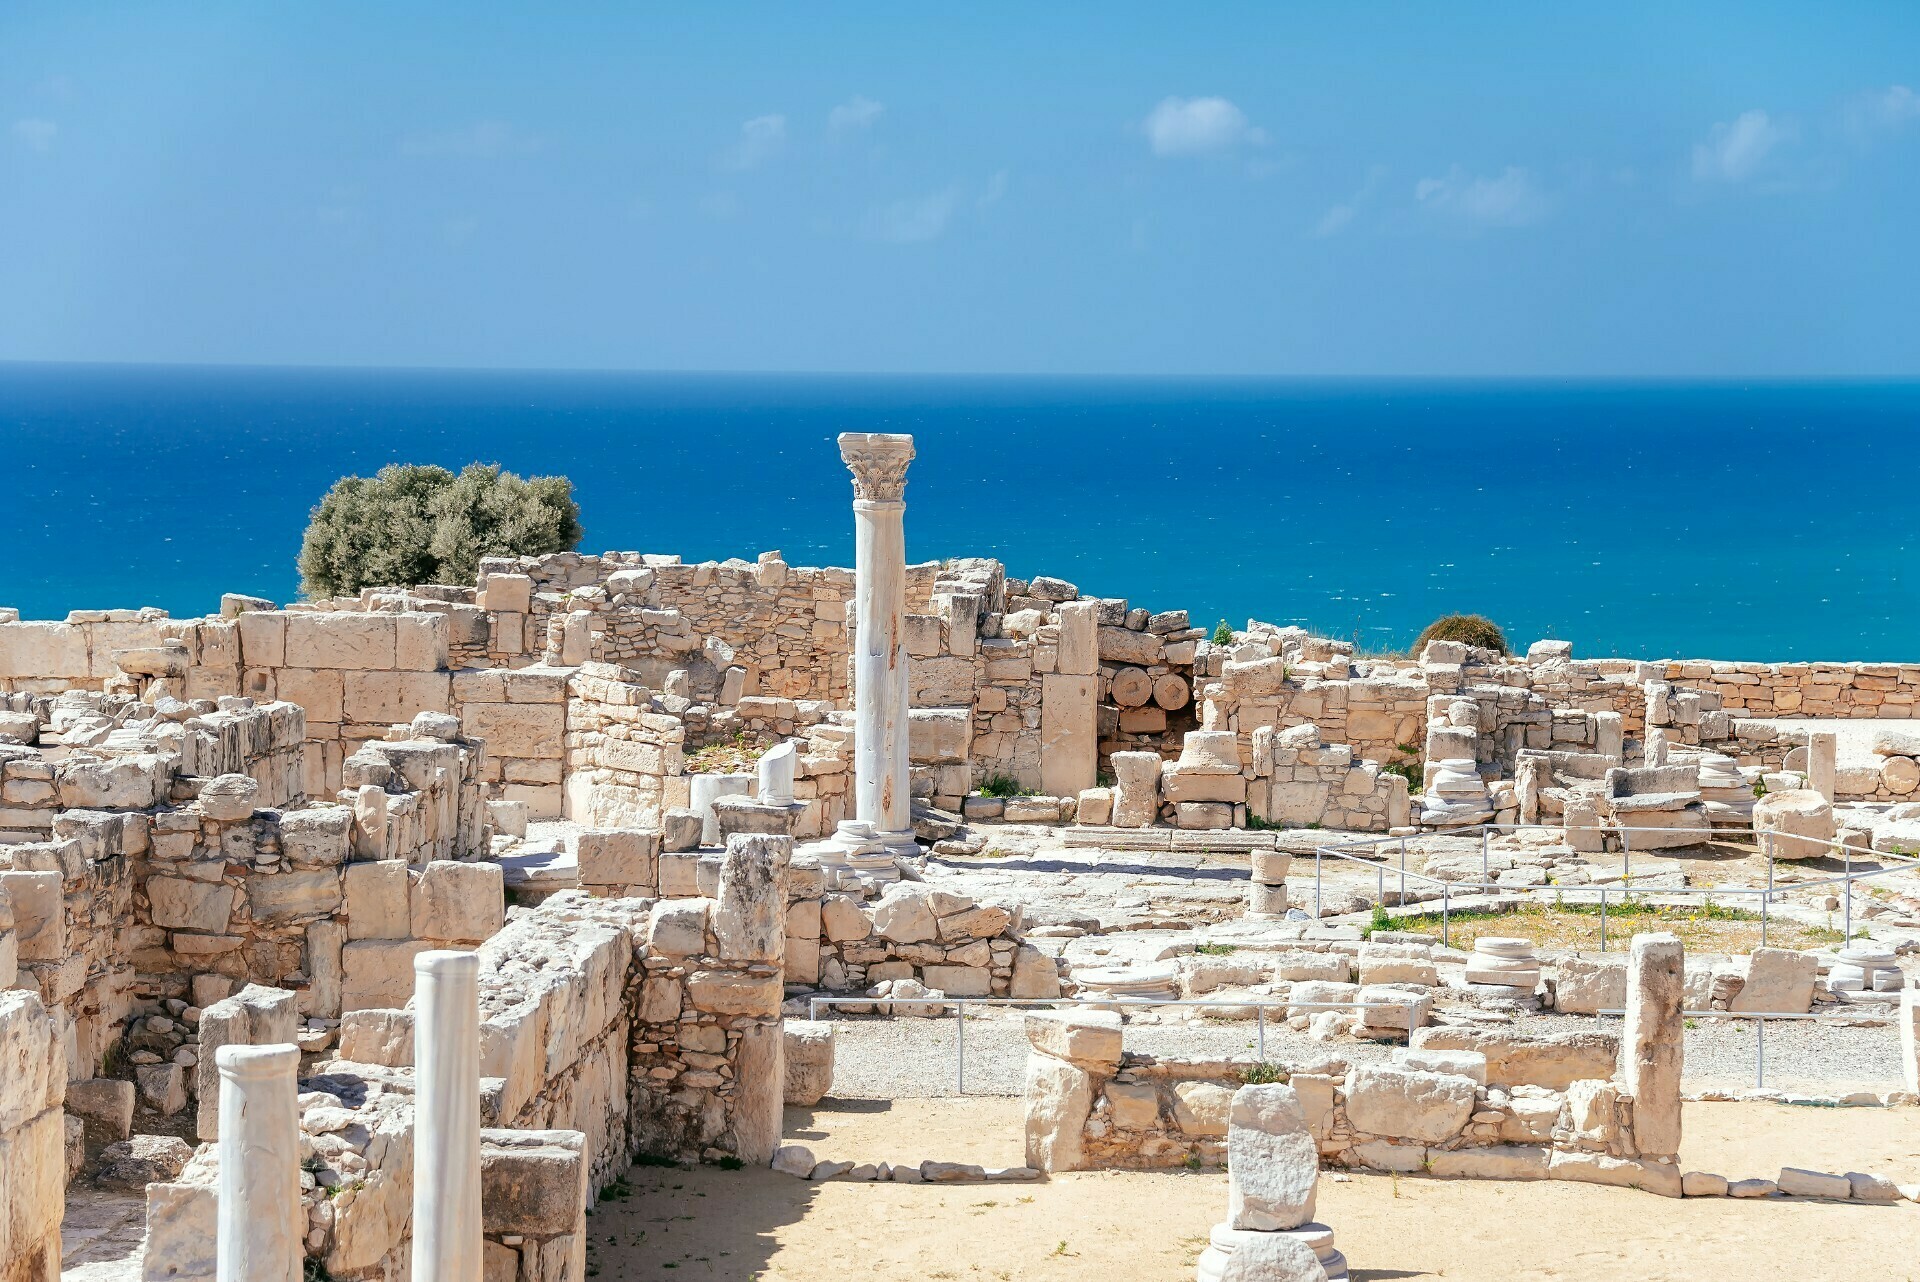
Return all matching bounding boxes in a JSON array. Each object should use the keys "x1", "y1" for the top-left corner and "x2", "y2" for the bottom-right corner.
[
  {"x1": 1620, "y1": 825, "x2": 1631, "y2": 895},
  {"x1": 1480, "y1": 827, "x2": 1490, "y2": 882},
  {"x1": 1398, "y1": 836, "x2": 1407, "y2": 907},
  {"x1": 1599, "y1": 885, "x2": 1607, "y2": 952},
  {"x1": 1377, "y1": 863, "x2": 1385, "y2": 909},
  {"x1": 1256, "y1": 1006, "x2": 1266, "y2": 1061},
  {"x1": 956, "y1": 999, "x2": 966, "y2": 1095},
  {"x1": 1758, "y1": 840, "x2": 1774, "y2": 951},
  {"x1": 1442, "y1": 884, "x2": 1450, "y2": 949},
  {"x1": 1315, "y1": 853, "x2": 1323, "y2": 917},
  {"x1": 1754, "y1": 1017, "x2": 1764, "y2": 1090},
  {"x1": 1843, "y1": 845, "x2": 1853, "y2": 942}
]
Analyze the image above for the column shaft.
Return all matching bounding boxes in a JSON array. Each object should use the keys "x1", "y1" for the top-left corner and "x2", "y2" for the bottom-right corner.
[
  {"x1": 412, "y1": 949, "x2": 484, "y2": 1282},
  {"x1": 215, "y1": 1043, "x2": 302, "y2": 1282}
]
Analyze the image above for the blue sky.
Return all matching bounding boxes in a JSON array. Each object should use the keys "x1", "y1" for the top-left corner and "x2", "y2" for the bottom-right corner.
[{"x1": 3, "y1": 4, "x2": 1917, "y2": 375}]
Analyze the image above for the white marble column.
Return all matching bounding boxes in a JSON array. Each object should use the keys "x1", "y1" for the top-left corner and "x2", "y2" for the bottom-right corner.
[
  {"x1": 838, "y1": 432, "x2": 918, "y2": 858},
  {"x1": 215, "y1": 1043, "x2": 302, "y2": 1282},
  {"x1": 412, "y1": 949, "x2": 483, "y2": 1282}
]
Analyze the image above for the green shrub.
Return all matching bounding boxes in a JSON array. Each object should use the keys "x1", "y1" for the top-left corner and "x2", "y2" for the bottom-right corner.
[
  {"x1": 1240, "y1": 1061, "x2": 1288, "y2": 1085},
  {"x1": 1413, "y1": 613, "x2": 1509, "y2": 655},
  {"x1": 1366, "y1": 902, "x2": 1393, "y2": 936},
  {"x1": 1212, "y1": 619, "x2": 1234, "y2": 645},
  {"x1": 979, "y1": 774, "x2": 1036, "y2": 799},
  {"x1": 297, "y1": 462, "x2": 582, "y2": 599}
]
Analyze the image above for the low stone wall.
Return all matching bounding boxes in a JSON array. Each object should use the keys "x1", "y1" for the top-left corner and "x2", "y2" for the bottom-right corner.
[{"x1": 0, "y1": 989, "x2": 66, "y2": 1281}]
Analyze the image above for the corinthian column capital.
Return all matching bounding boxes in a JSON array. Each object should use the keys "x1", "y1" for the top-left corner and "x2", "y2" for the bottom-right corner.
[{"x1": 837, "y1": 432, "x2": 916, "y2": 503}]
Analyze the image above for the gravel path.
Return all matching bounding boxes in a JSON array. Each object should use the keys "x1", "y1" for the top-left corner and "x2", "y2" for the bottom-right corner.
[{"x1": 820, "y1": 1007, "x2": 1909, "y2": 1100}]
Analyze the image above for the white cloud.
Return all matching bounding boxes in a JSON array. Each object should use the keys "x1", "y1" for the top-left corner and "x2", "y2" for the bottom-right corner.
[
  {"x1": 977, "y1": 169, "x2": 1009, "y2": 209},
  {"x1": 1143, "y1": 96, "x2": 1265, "y2": 156},
  {"x1": 1415, "y1": 165, "x2": 1548, "y2": 227},
  {"x1": 1313, "y1": 166, "x2": 1387, "y2": 237},
  {"x1": 400, "y1": 121, "x2": 544, "y2": 158},
  {"x1": 865, "y1": 187, "x2": 960, "y2": 243},
  {"x1": 1847, "y1": 84, "x2": 1920, "y2": 137},
  {"x1": 828, "y1": 96, "x2": 884, "y2": 133},
  {"x1": 1691, "y1": 109, "x2": 1790, "y2": 182},
  {"x1": 721, "y1": 114, "x2": 787, "y2": 170},
  {"x1": 11, "y1": 118, "x2": 57, "y2": 152}
]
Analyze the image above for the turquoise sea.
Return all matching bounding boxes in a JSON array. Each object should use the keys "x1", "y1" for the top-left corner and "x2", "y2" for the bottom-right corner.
[{"x1": 1, "y1": 364, "x2": 1915, "y2": 661}]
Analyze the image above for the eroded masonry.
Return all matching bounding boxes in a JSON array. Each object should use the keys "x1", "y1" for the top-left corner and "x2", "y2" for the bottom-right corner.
[{"x1": 1, "y1": 431, "x2": 1917, "y2": 1282}]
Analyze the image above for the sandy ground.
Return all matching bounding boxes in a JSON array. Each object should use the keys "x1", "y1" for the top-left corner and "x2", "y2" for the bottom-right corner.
[{"x1": 583, "y1": 1098, "x2": 1920, "y2": 1282}]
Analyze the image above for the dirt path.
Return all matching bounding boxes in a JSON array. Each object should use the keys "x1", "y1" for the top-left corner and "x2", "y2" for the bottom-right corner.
[{"x1": 582, "y1": 1098, "x2": 1920, "y2": 1282}]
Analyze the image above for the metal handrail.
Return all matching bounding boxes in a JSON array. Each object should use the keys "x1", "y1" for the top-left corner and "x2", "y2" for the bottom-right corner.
[
  {"x1": 1306, "y1": 820, "x2": 1920, "y2": 948},
  {"x1": 1592, "y1": 1006, "x2": 1902, "y2": 1090},
  {"x1": 805, "y1": 995, "x2": 1425, "y2": 1094}
]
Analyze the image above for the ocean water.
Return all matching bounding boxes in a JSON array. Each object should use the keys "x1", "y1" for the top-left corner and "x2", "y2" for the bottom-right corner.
[{"x1": 1, "y1": 364, "x2": 1915, "y2": 661}]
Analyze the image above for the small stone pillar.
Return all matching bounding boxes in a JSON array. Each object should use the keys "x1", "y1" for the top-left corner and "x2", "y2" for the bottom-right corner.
[
  {"x1": 412, "y1": 950, "x2": 483, "y2": 1282},
  {"x1": 215, "y1": 1043, "x2": 302, "y2": 1282},
  {"x1": 758, "y1": 740, "x2": 797, "y2": 805},
  {"x1": 838, "y1": 432, "x2": 918, "y2": 859},
  {"x1": 1247, "y1": 850, "x2": 1290, "y2": 919},
  {"x1": 1807, "y1": 730, "x2": 1837, "y2": 802},
  {"x1": 1621, "y1": 932, "x2": 1684, "y2": 1159},
  {"x1": 1900, "y1": 983, "x2": 1918, "y2": 1095}
]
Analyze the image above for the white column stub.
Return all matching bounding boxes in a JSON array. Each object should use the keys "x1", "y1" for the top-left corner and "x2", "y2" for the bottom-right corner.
[
  {"x1": 412, "y1": 949, "x2": 484, "y2": 1282},
  {"x1": 838, "y1": 432, "x2": 918, "y2": 859},
  {"x1": 215, "y1": 1042, "x2": 303, "y2": 1282}
]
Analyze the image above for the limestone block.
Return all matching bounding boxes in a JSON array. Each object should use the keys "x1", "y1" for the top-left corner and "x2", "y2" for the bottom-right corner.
[
  {"x1": 136, "y1": 1061, "x2": 189, "y2": 1116},
  {"x1": 343, "y1": 669, "x2": 452, "y2": 724},
  {"x1": 1225, "y1": 1084, "x2": 1319, "y2": 1231},
  {"x1": 920, "y1": 964, "x2": 991, "y2": 997},
  {"x1": 1410, "y1": 1026, "x2": 1618, "y2": 1090},
  {"x1": 1548, "y1": 1150, "x2": 1682, "y2": 1197},
  {"x1": 344, "y1": 860, "x2": 411, "y2": 940},
  {"x1": 1173, "y1": 1081, "x2": 1233, "y2": 1136},
  {"x1": 576, "y1": 829, "x2": 659, "y2": 889},
  {"x1": 819, "y1": 895, "x2": 869, "y2": 943},
  {"x1": 478, "y1": 1129, "x2": 587, "y2": 1237},
  {"x1": 1109, "y1": 750, "x2": 1161, "y2": 828},
  {"x1": 284, "y1": 612, "x2": 397, "y2": 670},
  {"x1": 341, "y1": 940, "x2": 433, "y2": 1013},
  {"x1": 1039, "y1": 675, "x2": 1097, "y2": 799},
  {"x1": 338, "y1": 1009, "x2": 415, "y2": 1066},
  {"x1": 147, "y1": 876, "x2": 236, "y2": 933},
  {"x1": 1218, "y1": 1232, "x2": 1328, "y2": 1282},
  {"x1": 96, "y1": 1134, "x2": 194, "y2": 1191},
  {"x1": 0, "y1": 621, "x2": 90, "y2": 679},
  {"x1": 1162, "y1": 767, "x2": 1248, "y2": 804},
  {"x1": 1009, "y1": 946, "x2": 1061, "y2": 999},
  {"x1": 1621, "y1": 932, "x2": 1684, "y2": 1158},
  {"x1": 1681, "y1": 1170, "x2": 1729, "y2": 1197},
  {"x1": 66, "y1": 1076, "x2": 136, "y2": 1144},
  {"x1": 714, "y1": 833, "x2": 790, "y2": 963},
  {"x1": 684, "y1": 970, "x2": 782, "y2": 1017},
  {"x1": 1023, "y1": 1056, "x2": 1093, "y2": 1172},
  {"x1": 1552, "y1": 955, "x2": 1627, "y2": 1015},
  {"x1": 462, "y1": 701, "x2": 565, "y2": 760},
  {"x1": 1073, "y1": 787, "x2": 1113, "y2": 826},
  {"x1": 1392, "y1": 1048, "x2": 1487, "y2": 1085},
  {"x1": 0, "y1": 871, "x2": 64, "y2": 961},
  {"x1": 1104, "y1": 1081, "x2": 1160, "y2": 1130},
  {"x1": 909, "y1": 708, "x2": 971, "y2": 765},
  {"x1": 250, "y1": 868, "x2": 343, "y2": 923},
  {"x1": 783, "y1": 1020, "x2": 834, "y2": 1106},
  {"x1": 1054, "y1": 601, "x2": 1098, "y2": 676},
  {"x1": 479, "y1": 572, "x2": 533, "y2": 613},
  {"x1": 1023, "y1": 1009, "x2": 1122, "y2": 1073},
  {"x1": 1729, "y1": 948, "x2": 1816, "y2": 1014},
  {"x1": 1341, "y1": 1064, "x2": 1475, "y2": 1143},
  {"x1": 871, "y1": 884, "x2": 938, "y2": 944},
  {"x1": 56, "y1": 753, "x2": 167, "y2": 809},
  {"x1": 1356, "y1": 946, "x2": 1438, "y2": 986},
  {"x1": 1753, "y1": 789, "x2": 1836, "y2": 860},
  {"x1": 195, "y1": 983, "x2": 300, "y2": 1138},
  {"x1": 280, "y1": 806, "x2": 352, "y2": 867},
  {"x1": 1429, "y1": 1144, "x2": 1550, "y2": 1181},
  {"x1": 410, "y1": 860, "x2": 504, "y2": 943},
  {"x1": 648, "y1": 899, "x2": 709, "y2": 956},
  {"x1": 143, "y1": 1175, "x2": 217, "y2": 1282},
  {"x1": 394, "y1": 612, "x2": 449, "y2": 669},
  {"x1": 3, "y1": 1106, "x2": 65, "y2": 1255},
  {"x1": 1176, "y1": 801, "x2": 1233, "y2": 829},
  {"x1": 1901, "y1": 986, "x2": 1918, "y2": 1095},
  {"x1": 197, "y1": 773, "x2": 260, "y2": 822}
]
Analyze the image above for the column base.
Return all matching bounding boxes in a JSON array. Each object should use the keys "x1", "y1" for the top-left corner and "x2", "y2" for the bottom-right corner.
[{"x1": 799, "y1": 821, "x2": 905, "y2": 887}]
